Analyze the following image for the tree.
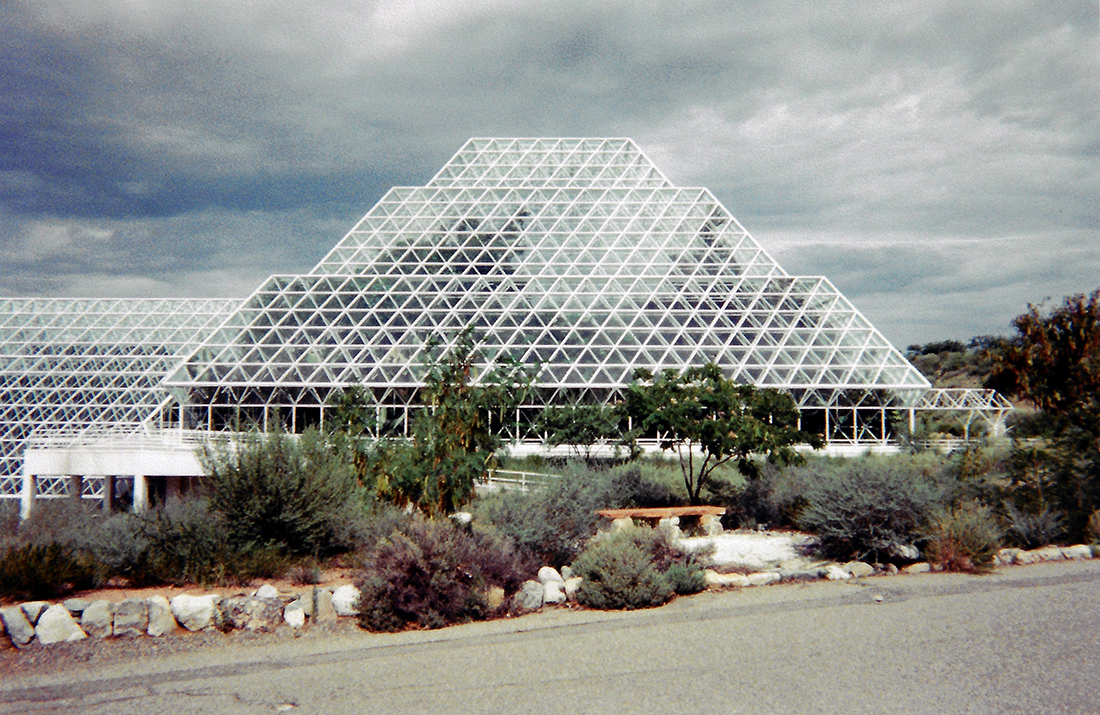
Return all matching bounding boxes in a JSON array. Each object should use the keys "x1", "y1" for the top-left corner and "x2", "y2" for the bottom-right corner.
[
  {"x1": 378, "y1": 328, "x2": 532, "y2": 515},
  {"x1": 535, "y1": 403, "x2": 624, "y2": 463},
  {"x1": 621, "y1": 363, "x2": 817, "y2": 505},
  {"x1": 989, "y1": 289, "x2": 1100, "y2": 537}
]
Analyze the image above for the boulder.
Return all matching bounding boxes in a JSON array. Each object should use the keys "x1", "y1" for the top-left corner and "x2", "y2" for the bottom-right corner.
[
  {"x1": 888, "y1": 543, "x2": 921, "y2": 561},
  {"x1": 513, "y1": 580, "x2": 544, "y2": 612},
  {"x1": 35, "y1": 604, "x2": 87, "y2": 645},
  {"x1": 484, "y1": 586, "x2": 505, "y2": 611},
  {"x1": 564, "y1": 577, "x2": 583, "y2": 601},
  {"x1": 81, "y1": 600, "x2": 113, "y2": 638},
  {"x1": 332, "y1": 585, "x2": 361, "y2": 617},
  {"x1": 884, "y1": 563, "x2": 899, "y2": 575},
  {"x1": 995, "y1": 548, "x2": 1021, "y2": 567},
  {"x1": 610, "y1": 517, "x2": 634, "y2": 533},
  {"x1": 902, "y1": 562, "x2": 931, "y2": 574},
  {"x1": 314, "y1": 589, "x2": 337, "y2": 623},
  {"x1": 63, "y1": 598, "x2": 91, "y2": 617},
  {"x1": 700, "y1": 513, "x2": 723, "y2": 536},
  {"x1": 225, "y1": 596, "x2": 283, "y2": 632},
  {"x1": 543, "y1": 580, "x2": 567, "y2": 605},
  {"x1": 1014, "y1": 550, "x2": 1041, "y2": 565},
  {"x1": 1032, "y1": 546, "x2": 1065, "y2": 562},
  {"x1": 843, "y1": 561, "x2": 875, "y2": 578},
  {"x1": 147, "y1": 596, "x2": 176, "y2": 637},
  {"x1": 113, "y1": 598, "x2": 149, "y2": 638},
  {"x1": 1, "y1": 606, "x2": 36, "y2": 648},
  {"x1": 296, "y1": 593, "x2": 314, "y2": 617},
  {"x1": 746, "y1": 572, "x2": 781, "y2": 587},
  {"x1": 254, "y1": 584, "x2": 279, "y2": 600},
  {"x1": 21, "y1": 601, "x2": 49, "y2": 625},
  {"x1": 538, "y1": 566, "x2": 564, "y2": 585},
  {"x1": 170, "y1": 594, "x2": 219, "y2": 632},
  {"x1": 824, "y1": 564, "x2": 851, "y2": 581},
  {"x1": 561, "y1": 566, "x2": 574, "y2": 581},
  {"x1": 1062, "y1": 545, "x2": 1093, "y2": 560},
  {"x1": 284, "y1": 601, "x2": 306, "y2": 629},
  {"x1": 704, "y1": 570, "x2": 750, "y2": 588}
]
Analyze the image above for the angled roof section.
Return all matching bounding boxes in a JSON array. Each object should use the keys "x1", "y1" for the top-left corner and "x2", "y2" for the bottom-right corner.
[
  {"x1": 0, "y1": 298, "x2": 238, "y2": 490},
  {"x1": 169, "y1": 138, "x2": 929, "y2": 404}
]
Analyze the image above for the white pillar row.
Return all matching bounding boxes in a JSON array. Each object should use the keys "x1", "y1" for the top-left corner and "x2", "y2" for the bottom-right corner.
[{"x1": 133, "y1": 474, "x2": 148, "y2": 513}]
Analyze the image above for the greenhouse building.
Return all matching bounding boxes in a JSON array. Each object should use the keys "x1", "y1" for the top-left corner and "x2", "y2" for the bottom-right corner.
[{"x1": 0, "y1": 138, "x2": 1011, "y2": 514}]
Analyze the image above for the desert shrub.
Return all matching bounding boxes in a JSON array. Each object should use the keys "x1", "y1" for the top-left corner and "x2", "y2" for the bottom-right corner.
[
  {"x1": 475, "y1": 465, "x2": 613, "y2": 567},
  {"x1": 925, "y1": 502, "x2": 1002, "y2": 573},
  {"x1": 1087, "y1": 511, "x2": 1100, "y2": 544},
  {"x1": 662, "y1": 561, "x2": 706, "y2": 595},
  {"x1": 0, "y1": 542, "x2": 98, "y2": 599},
  {"x1": 606, "y1": 465, "x2": 685, "y2": 509},
  {"x1": 1002, "y1": 503, "x2": 1065, "y2": 549},
  {"x1": 83, "y1": 512, "x2": 148, "y2": 582},
  {"x1": 203, "y1": 428, "x2": 361, "y2": 557},
  {"x1": 571, "y1": 530, "x2": 675, "y2": 610},
  {"x1": 356, "y1": 517, "x2": 534, "y2": 632},
  {"x1": 796, "y1": 457, "x2": 946, "y2": 562}
]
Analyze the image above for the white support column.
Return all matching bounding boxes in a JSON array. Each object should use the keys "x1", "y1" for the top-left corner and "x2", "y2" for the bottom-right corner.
[
  {"x1": 133, "y1": 474, "x2": 148, "y2": 513},
  {"x1": 19, "y1": 466, "x2": 35, "y2": 521},
  {"x1": 102, "y1": 475, "x2": 116, "y2": 512}
]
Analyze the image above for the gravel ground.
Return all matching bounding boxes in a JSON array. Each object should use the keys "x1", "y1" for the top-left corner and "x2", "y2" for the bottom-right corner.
[{"x1": 679, "y1": 530, "x2": 820, "y2": 571}]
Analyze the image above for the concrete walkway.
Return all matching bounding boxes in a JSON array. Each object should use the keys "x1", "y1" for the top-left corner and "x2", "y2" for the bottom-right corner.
[{"x1": 4, "y1": 559, "x2": 1100, "y2": 714}]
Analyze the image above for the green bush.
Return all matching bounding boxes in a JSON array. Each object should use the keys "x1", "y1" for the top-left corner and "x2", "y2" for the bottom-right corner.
[
  {"x1": 203, "y1": 428, "x2": 361, "y2": 557},
  {"x1": 606, "y1": 465, "x2": 685, "y2": 509},
  {"x1": 133, "y1": 499, "x2": 236, "y2": 585},
  {"x1": 0, "y1": 542, "x2": 98, "y2": 600},
  {"x1": 572, "y1": 530, "x2": 675, "y2": 610},
  {"x1": 796, "y1": 457, "x2": 946, "y2": 562},
  {"x1": 356, "y1": 517, "x2": 535, "y2": 632},
  {"x1": 1002, "y1": 503, "x2": 1065, "y2": 549},
  {"x1": 925, "y1": 502, "x2": 1002, "y2": 573}
]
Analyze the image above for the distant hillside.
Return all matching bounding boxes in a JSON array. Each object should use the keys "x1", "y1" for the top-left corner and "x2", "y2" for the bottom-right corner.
[{"x1": 905, "y1": 337, "x2": 1007, "y2": 390}]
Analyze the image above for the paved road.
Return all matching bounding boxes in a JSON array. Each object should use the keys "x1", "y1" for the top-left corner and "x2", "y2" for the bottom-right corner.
[{"x1": 4, "y1": 559, "x2": 1100, "y2": 714}]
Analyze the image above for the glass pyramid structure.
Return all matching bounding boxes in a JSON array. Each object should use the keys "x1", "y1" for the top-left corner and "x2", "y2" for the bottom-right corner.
[{"x1": 165, "y1": 138, "x2": 930, "y2": 441}]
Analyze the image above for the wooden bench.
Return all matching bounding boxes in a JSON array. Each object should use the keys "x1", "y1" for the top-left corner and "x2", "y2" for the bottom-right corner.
[{"x1": 597, "y1": 505, "x2": 726, "y2": 535}]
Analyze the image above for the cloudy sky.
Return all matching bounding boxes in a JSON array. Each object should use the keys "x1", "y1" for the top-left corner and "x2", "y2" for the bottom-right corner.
[{"x1": 1, "y1": 0, "x2": 1097, "y2": 347}]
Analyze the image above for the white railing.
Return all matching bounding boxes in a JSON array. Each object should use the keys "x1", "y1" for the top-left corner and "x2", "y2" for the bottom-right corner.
[{"x1": 480, "y1": 469, "x2": 561, "y2": 492}]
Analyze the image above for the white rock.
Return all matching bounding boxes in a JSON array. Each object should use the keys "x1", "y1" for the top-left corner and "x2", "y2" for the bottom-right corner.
[
  {"x1": 537, "y1": 566, "x2": 564, "y2": 584},
  {"x1": 35, "y1": 604, "x2": 86, "y2": 645},
  {"x1": 484, "y1": 586, "x2": 505, "y2": 610},
  {"x1": 902, "y1": 562, "x2": 931, "y2": 574},
  {"x1": 170, "y1": 594, "x2": 220, "y2": 632},
  {"x1": 332, "y1": 585, "x2": 361, "y2": 616},
  {"x1": 2, "y1": 606, "x2": 35, "y2": 648},
  {"x1": 704, "y1": 570, "x2": 750, "y2": 588},
  {"x1": 824, "y1": 564, "x2": 851, "y2": 581},
  {"x1": 314, "y1": 589, "x2": 337, "y2": 623},
  {"x1": 1031, "y1": 546, "x2": 1065, "y2": 562},
  {"x1": 1062, "y1": 545, "x2": 1093, "y2": 560},
  {"x1": 746, "y1": 572, "x2": 781, "y2": 587},
  {"x1": 254, "y1": 584, "x2": 279, "y2": 600},
  {"x1": 564, "y1": 577, "x2": 583, "y2": 601},
  {"x1": 21, "y1": 601, "x2": 49, "y2": 625},
  {"x1": 543, "y1": 580, "x2": 566, "y2": 605},
  {"x1": 610, "y1": 517, "x2": 634, "y2": 532},
  {"x1": 147, "y1": 596, "x2": 176, "y2": 637},
  {"x1": 451, "y1": 511, "x2": 473, "y2": 525},
  {"x1": 513, "y1": 580, "x2": 544, "y2": 611},
  {"x1": 1014, "y1": 550, "x2": 1040, "y2": 565},
  {"x1": 81, "y1": 600, "x2": 113, "y2": 638},
  {"x1": 995, "y1": 548, "x2": 1020, "y2": 566},
  {"x1": 112, "y1": 598, "x2": 149, "y2": 638},
  {"x1": 284, "y1": 602, "x2": 306, "y2": 629},
  {"x1": 844, "y1": 561, "x2": 875, "y2": 578},
  {"x1": 561, "y1": 566, "x2": 574, "y2": 580}
]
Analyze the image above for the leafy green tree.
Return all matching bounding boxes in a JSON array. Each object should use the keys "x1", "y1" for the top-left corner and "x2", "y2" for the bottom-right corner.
[
  {"x1": 377, "y1": 328, "x2": 532, "y2": 515},
  {"x1": 621, "y1": 363, "x2": 817, "y2": 505},
  {"x1": 535, "y1": 403, "x2": 623, "y2": 463},
  {"x1": 989, "y1": 289, "x2": 1100, "y2": 537}
]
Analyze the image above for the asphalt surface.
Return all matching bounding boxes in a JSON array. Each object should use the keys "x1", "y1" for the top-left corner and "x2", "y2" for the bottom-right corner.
[{"x1": 3, "y1": 559, "x2": 1100, "y2": 714}]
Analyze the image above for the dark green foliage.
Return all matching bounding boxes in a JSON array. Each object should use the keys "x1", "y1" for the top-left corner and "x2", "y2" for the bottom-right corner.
[
  {"x1": 622, "y1": 363, "x2": 818, "y2": 504},
  {"x1": 132, "y1": 499, "x2": 237, "y2": 585},
  {"x1": 663, "y1": 561, "x2": 706, "y2": 595},
  {"x1": 0, "y1": 542, "x2": 98, "y2": 599},
  {"x1": 572, "y1": 530, "x2": 675, "y2": 610},
  {"x1": 925, "y1": 502, "x2": 1002, "y2": 573},
  {"x1": 356, "y1": 517, "x2": 535, "y2": 632},
  {"x1": 606, "y1": 466, "x2": 684, "y2": 509},
  {"x1": 796, "y1": 457, "x2": 946, "y2": 562},
  {"x1": 988, "y1": 290, "x2": 1100, "y2": 539},
  {"x1": 203, "y1": 428, "x2": 361, "y2": 557},
  {"x1": 365, "y1": 328, "x2": 532, "y2": 515},
  {"x1": 535, "y1": 404, "x2": 624, "y2": 463}
]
